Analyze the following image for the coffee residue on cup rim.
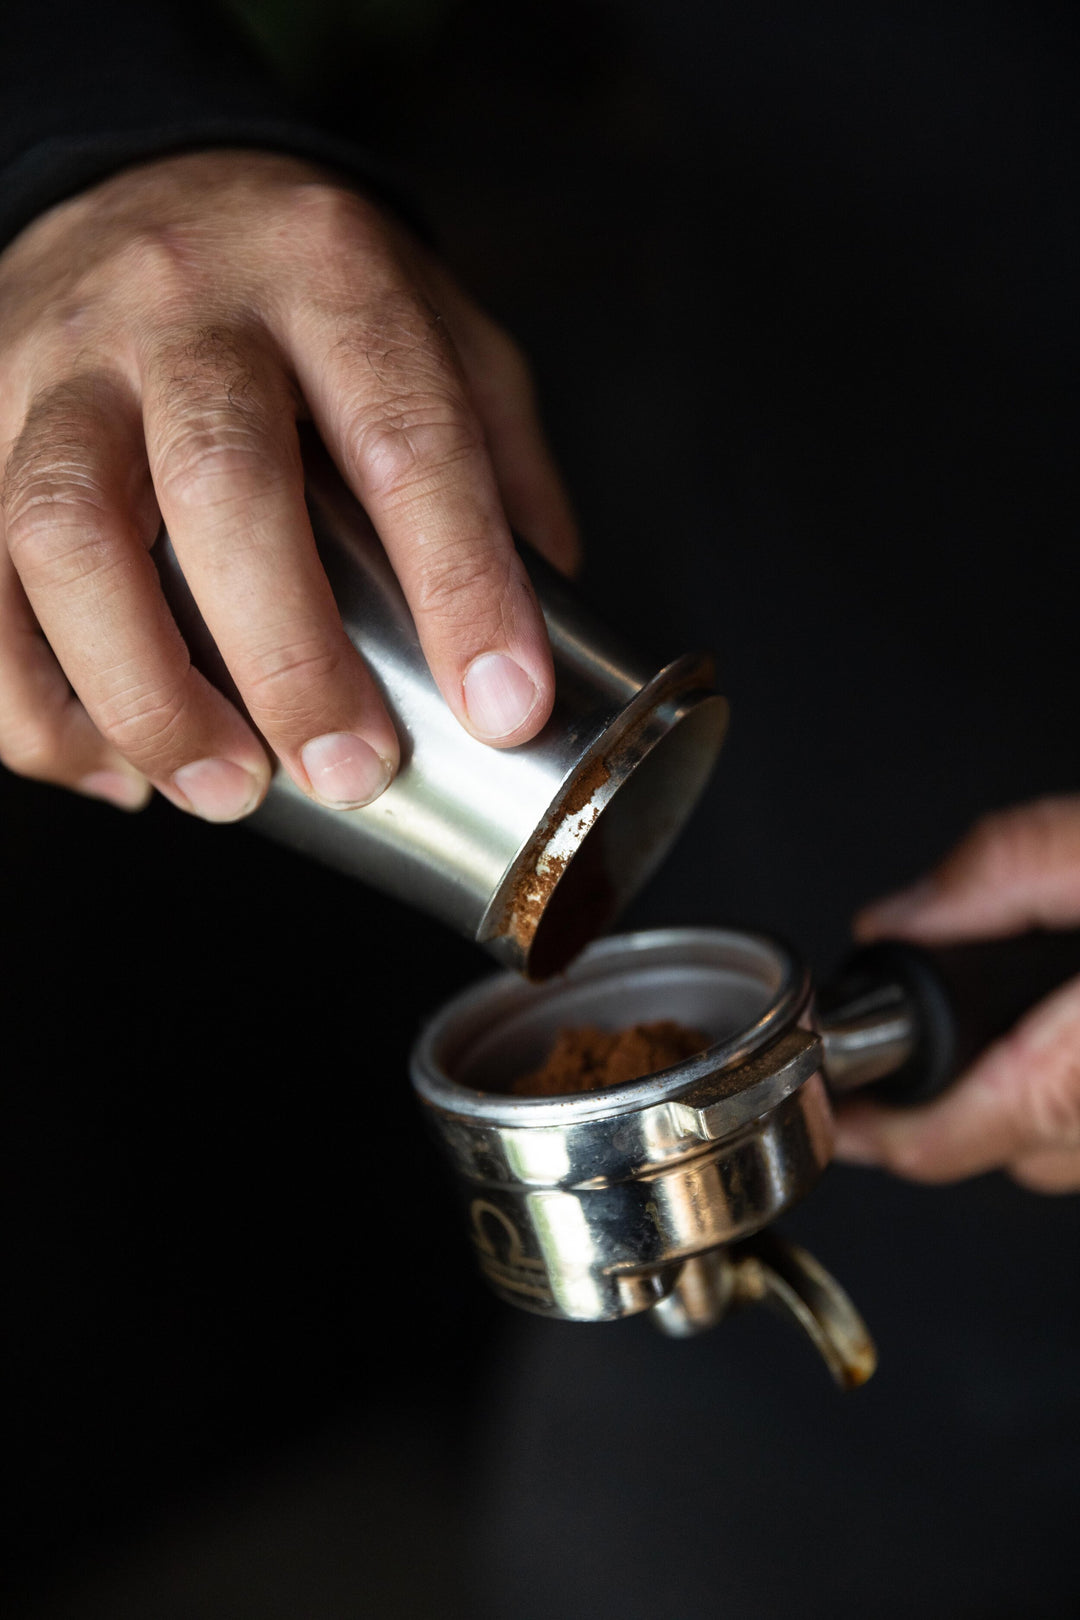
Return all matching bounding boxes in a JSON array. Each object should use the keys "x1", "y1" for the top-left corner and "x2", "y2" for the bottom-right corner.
[{"x1": 496, "y1": 753, "x2": 612, "y2": 955}]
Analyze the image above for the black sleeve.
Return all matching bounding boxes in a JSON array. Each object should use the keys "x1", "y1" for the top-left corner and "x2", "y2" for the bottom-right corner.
[{"x1": 0, "y1": 0, "x2": 420, "y2": 252}]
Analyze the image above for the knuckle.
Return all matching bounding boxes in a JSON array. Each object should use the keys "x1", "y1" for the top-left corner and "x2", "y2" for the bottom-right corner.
[
  {"x1": 149, "y1": 329, "x2": 291, "y2": 515},
  {"x1": 290, "y1": 182, "x2": 385, "y2": 254},
  {"x1": 3, "y1": 414, "x2": 116, "y2": 587},
  {"x1": 1023, "y1": 1060, "x2": 1080, "y2": 1148},
  {"x1": 326, "y1": 281, "x2": 486, "y2": 501},
  {"x1": 876, "y1": 1133, "x2": 937, "y2": 1182},
  {"x1": 963, "y1": 810, "x2": 1017, "y2": 876},
  {"x1": 4, "y1": 487, "x2": 114, "y2": 587},
  {"x1": 960, "y1": 801, "x2": 1066, "y2": 891},
  {"x1": 154, "y1": 415, "x2": 282, "y2": 515},
  {"x1": 111, "y1": 227, "x2": 197, "y2": 309},
  {"x1": 235, "y1": 634, "x2": 344, "y2": 725},
  {"x1": 0, "y1": 719, "x2": 63, "y2": 782},
  {"x1": 330, "y1": 290, "x2": 437, "y2": 370},
  {"x1": 359, "y1": 292, "x2": 455, "y2": 377},
  {"x1": 96, "y1": 673, "x2": 189, "y2": 759},
  {"x1": 352, "y1": 398, "x2": 483, "y2": 500},
  {"x1": 943, "y1": 808, "x2": 1031, "y2": 901},
  {"x1": 411, "y1": 545, "x2": 512, "y2": 625},
  {"x1": 157, "y1": 325, "x2": 259, "y2": 394},
  {"x1": 1021, "y1": 796, "x2": 1080, "y2": 874}
]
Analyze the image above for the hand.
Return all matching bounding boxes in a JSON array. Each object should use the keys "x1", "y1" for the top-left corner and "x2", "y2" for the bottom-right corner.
[
  {"x1": 833, "y1": 795, "x2": 1080, "y2": 1192},
  {"x1": 0, "y1": 150, "x2": 578, "y2": 819}
]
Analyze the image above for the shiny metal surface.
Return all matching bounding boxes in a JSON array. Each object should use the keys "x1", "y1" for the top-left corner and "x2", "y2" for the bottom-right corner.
[
  {"x1": 818, "y1": 977, "x2": 918, "y2": 1091},
  {"x1": 650, "y1": 1233, "x2": 877, "y2": 1389},
  {"x1": 413, "y1": 928, "x2": 812, "y2": 1132},
  {"x1": 649, "y1": 1248, "x2": 735, "y2": 1336},
  {"x1": 726, "y1": 1233, "x2": 878, "y2": 1389},
  {"x1": 411, "y1": 929, "x2": 834, "y2": 1326},
  {"x1": 156, "y1": 447, "x2": 727, "y2": 976}
]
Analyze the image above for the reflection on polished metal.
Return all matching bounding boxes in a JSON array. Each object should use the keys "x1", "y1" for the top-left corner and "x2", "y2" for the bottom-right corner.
[
  {"x1": 156, "y1": 445, "x2": 727, "y2": 976},
  {"x1": 651, "y1": 1233, "x2": 877, "y2": 1389},
  {"x1": 649, "y1": 1248, "x2": 735, "y2": 1337},
  {"x1": 411, "y1": 928, "x2": 879, "y2": 1384},
  {"x1": 818, "y1": 976, "x2": 918, "y2": 1092}
]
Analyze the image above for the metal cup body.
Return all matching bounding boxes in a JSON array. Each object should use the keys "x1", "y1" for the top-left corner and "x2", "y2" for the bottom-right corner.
[
  {"x1": 157, "y1": 451, "x2": 726, "y2": 975},
  {"x1": 410, "y1": 928, "x2": 833, "y2": 1321}
]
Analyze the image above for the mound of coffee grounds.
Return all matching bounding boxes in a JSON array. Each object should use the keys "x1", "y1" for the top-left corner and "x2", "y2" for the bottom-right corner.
[{"x1": 512, "y1": 1020, "x2": 708, "y2": 1097}]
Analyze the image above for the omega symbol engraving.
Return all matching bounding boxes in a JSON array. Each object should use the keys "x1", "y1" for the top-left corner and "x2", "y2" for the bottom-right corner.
[{"x1": 469, "y1": 1198, "x2": 553, "y2": 1305}]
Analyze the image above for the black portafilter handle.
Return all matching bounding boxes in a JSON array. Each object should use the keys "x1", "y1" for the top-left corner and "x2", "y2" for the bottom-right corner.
[{"x1": 817, "y1": 930, "x2": 1080, "y2": 1107}]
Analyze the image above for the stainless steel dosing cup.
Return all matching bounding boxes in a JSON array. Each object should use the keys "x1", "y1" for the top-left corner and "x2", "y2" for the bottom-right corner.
[{"x1": 157, "y1": 444, "x2": 728, "y2": 976}]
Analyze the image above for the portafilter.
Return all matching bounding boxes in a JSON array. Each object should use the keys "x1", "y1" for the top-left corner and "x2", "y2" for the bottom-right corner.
[{"x1": 411, "y1": 924, "x2": 1080, "y2": 1387}]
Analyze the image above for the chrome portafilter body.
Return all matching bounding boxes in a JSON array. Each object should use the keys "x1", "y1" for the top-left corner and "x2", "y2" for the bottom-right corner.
[{"x1": 411, "y1": 929, "x2": 874, "y2": 1383}]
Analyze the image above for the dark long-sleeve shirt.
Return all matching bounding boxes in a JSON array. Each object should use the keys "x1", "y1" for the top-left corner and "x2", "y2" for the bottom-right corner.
[{"x1": 0, "y1": 0, "x2": 409, "y2": 250}]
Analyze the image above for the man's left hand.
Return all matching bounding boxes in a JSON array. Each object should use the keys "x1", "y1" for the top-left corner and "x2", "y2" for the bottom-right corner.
[{"x1": 833, "y1": 795, "x2": 1080, "y2": 1192}]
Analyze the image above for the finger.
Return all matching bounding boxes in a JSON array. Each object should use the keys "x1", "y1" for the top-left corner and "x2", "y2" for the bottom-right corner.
[
  {"x1": 0, "y1": 545, "x2": 149, "y2": 809},
  {"x1": 141, "y1": 325, "x2": 399, "y2": 809},
  {"x1": 282, "y1": 283, "x2": 555, "y2": 748},
  {"x1": 439, "y1": 290, "x2": 582, "y2": 576},
  {"x1": 832, "y1": 974, "x2": 1080, "y2": 1182},
  {"x1": 3, "y1": 374, "x2": 270, "y2": 821},
  {"x1": 855, "y1": 796, "x2": 1080, "y2": 943},
  {"x1": 1009, "y1": 1147, "x2": 1080, "y2": 1194}
]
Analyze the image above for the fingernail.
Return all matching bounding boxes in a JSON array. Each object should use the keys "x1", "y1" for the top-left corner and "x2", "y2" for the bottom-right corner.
[
  {"x1": 79, "y1": 770, "x2": 150, "y2": 811},
  {"x1": 171, "y1": 758, "x2": 264, "y2": 822},
  {"x1": 463, "y1": 653, "x2": 539, "y2": 741},
  {"x1": 300, "y1": 732, "x2": 393, "y2": 808}
]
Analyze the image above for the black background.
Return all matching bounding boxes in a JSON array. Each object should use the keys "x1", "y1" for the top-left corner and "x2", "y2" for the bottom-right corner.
[{"x1": 4, "y1": 3, "x2": 1080, "y2": 1614}]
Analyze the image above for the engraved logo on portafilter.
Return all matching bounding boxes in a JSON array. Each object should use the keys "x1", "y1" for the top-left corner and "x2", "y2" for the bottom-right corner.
[{"x1": 469, "y1": 1198, "x2": 553, "y2": 1306}]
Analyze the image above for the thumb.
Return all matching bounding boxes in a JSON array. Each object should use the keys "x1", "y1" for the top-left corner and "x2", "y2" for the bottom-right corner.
[
  {"x1": 854, "y1": 795, "x2": 1080, "y2": 944},
  {"x1": 833, "y1": 972, "x2": 1080, "y2": 1183}
]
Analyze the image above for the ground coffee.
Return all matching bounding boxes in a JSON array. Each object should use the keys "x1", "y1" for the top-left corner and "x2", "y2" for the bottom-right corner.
[{"x1": 512, "y1": 1021, "x2": 708, "y2": 1096}]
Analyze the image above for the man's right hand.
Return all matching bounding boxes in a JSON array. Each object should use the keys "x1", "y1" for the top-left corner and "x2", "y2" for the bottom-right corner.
[{"x1": 0, "y1": 149, "x2": 579, "y2": 819}]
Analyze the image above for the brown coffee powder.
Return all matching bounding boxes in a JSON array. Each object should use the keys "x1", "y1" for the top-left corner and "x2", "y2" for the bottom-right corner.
[{"x1": 512, "y1": 1020, "x2": 709, "y2": 1097}]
